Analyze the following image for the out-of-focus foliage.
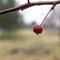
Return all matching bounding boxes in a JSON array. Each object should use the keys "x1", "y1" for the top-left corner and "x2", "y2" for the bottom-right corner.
[{"x1": 0, "y1": 0, "x2": 24, "y2": 38}]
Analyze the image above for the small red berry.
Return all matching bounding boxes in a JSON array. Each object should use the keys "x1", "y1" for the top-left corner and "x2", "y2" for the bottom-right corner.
[{"x1": 33, "y1": 25, "x2": 43, "y2": 35}]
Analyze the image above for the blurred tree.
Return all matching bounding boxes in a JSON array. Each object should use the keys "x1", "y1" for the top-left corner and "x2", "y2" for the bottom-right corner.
[
  {"x1": 31, "y1": 21, "x2": 36, "y2": 26},
  {"x1": 0, "y1": 0, "x2": 24, "y2": 38}
]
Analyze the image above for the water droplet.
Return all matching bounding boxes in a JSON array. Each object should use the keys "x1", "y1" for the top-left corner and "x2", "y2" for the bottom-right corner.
[{"x1": 37, "y1": 34, "x2": 40, "y2": 36}]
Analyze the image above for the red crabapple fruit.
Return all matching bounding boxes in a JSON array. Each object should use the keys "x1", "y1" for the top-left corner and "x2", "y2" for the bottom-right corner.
[{"x1": 33, "y1": 25, "x2": 43, "y2": 35}]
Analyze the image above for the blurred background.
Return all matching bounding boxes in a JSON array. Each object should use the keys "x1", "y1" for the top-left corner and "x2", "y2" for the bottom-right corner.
[{"x1": 0, "y1": 0, "x2": 60, "y2": 60}]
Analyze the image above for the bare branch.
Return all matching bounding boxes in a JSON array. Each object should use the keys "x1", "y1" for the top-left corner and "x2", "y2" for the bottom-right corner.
[{"x1": 0, "y1": 1, "x2": 60, "y2": 15}]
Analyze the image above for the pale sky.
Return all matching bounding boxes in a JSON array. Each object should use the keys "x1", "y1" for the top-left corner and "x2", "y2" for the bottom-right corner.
[{"x1": 16, "y1": 0, "x2": 55, "y2": 24}]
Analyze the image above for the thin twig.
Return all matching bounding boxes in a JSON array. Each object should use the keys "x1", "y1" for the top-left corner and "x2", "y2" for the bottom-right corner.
[
  {"x1": 0, "y1": 1, "x2": 60, "y2": 15},
  {"x1": 28, "y1": 0, "x2": 30, "y2": 3}
]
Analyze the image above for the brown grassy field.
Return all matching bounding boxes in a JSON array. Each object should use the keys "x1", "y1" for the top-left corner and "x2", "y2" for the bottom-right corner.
[{"x1": 0, "y1": 29, "x2": 60, "y2": 60}]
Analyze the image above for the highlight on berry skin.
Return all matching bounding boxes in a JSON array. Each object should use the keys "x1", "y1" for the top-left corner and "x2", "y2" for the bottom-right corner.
[{"x1": 33, "y1": 25, "x2": 43, "y2": 35}]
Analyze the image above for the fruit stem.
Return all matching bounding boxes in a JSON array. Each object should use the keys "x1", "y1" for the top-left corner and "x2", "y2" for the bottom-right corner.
[
  {"x1": 40, "y1": 9, "x2": 51, "y2": 26},
  {"x1": 40, "y1": 3, "x2": 56, "y2": 26}
]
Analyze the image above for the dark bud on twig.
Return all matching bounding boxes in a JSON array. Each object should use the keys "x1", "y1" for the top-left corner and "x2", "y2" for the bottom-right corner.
[
  {"x1": 28, "y1": 0, "x2": 30, "y2": 4},
  {"x1": 51, "y1": 3, "x2": 56, "y2": 10}
]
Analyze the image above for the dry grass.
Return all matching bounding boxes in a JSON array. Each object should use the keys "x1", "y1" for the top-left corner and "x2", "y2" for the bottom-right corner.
[{"x1": 0, "y1": 29, "x2": 60, "y2": 60}]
